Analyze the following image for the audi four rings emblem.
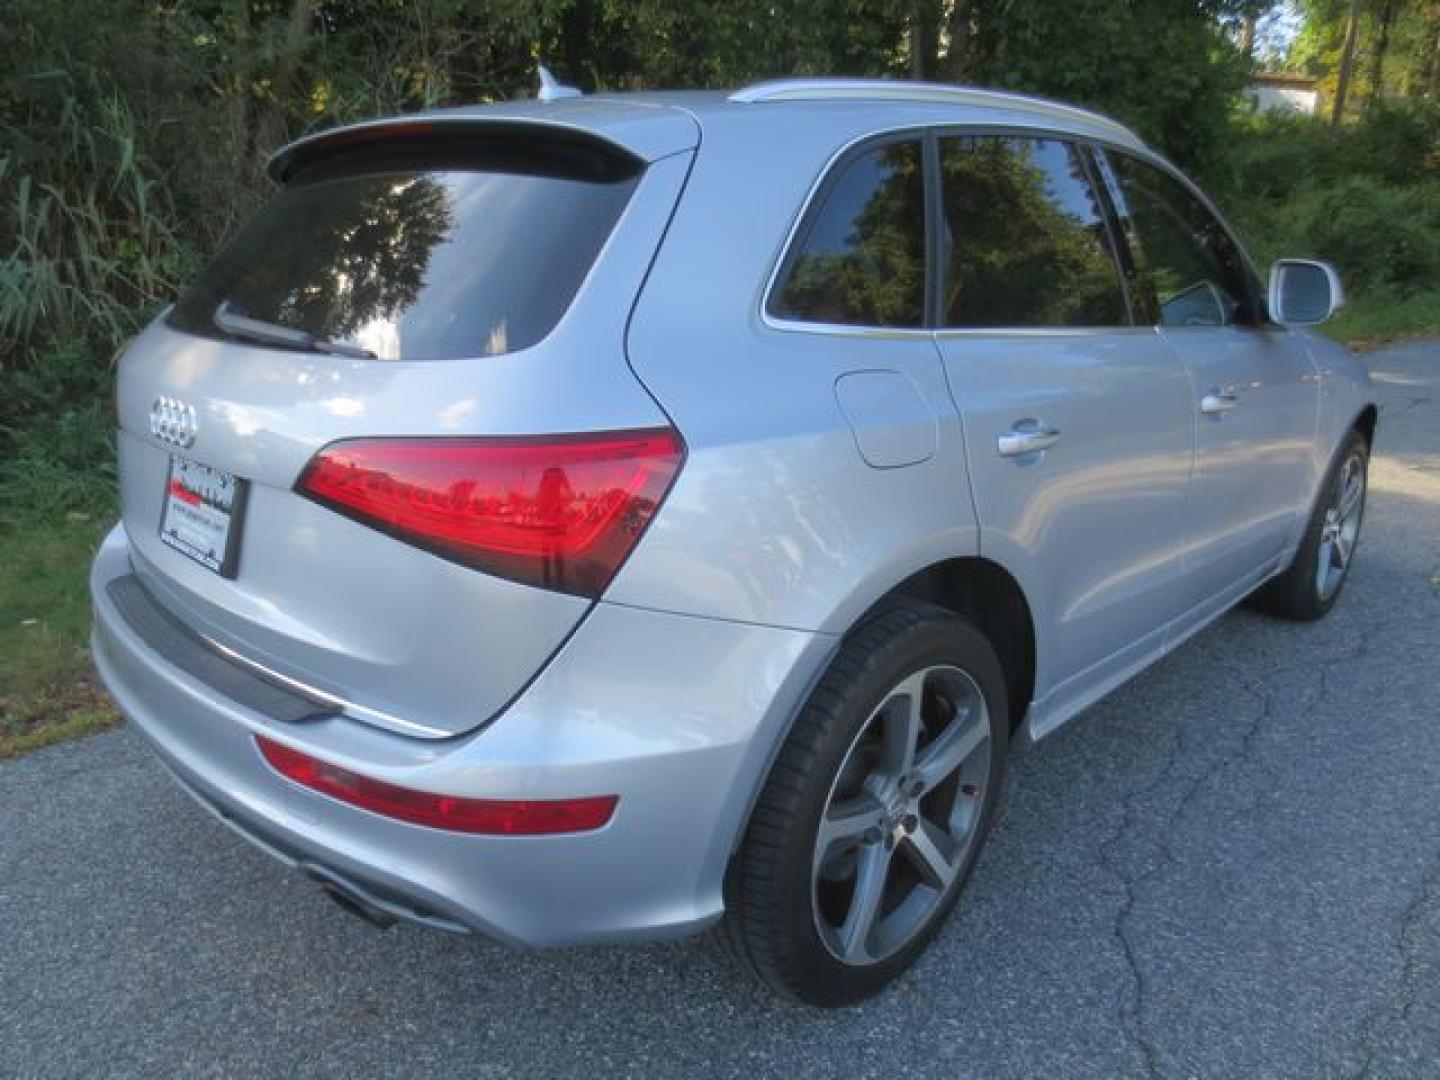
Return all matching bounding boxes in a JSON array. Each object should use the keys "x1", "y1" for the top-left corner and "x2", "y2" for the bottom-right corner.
[{"x1": 150, "y1": 396, "x2": 199, "y2": 449}]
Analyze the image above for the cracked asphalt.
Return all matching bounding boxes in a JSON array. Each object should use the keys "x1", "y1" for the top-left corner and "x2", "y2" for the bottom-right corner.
[{"x1": 2, "y1": 341, "x2": 1437, "y2": 1079}]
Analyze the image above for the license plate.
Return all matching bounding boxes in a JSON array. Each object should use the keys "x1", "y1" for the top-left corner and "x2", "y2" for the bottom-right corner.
[{"x1": 159, "y1": 456, "x2": 248, "y2": 578}]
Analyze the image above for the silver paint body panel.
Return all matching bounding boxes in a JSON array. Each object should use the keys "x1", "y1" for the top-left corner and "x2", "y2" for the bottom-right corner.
[
  {"x1": 92, "y1": 89, "x2": 1375, "y2": 944},
  {"x1": 935, "y1": 328, "x2": 1197, "y2": 725}
]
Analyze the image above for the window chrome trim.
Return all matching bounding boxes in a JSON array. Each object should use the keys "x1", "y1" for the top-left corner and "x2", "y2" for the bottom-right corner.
[
  {"x1": 759, "y1": 119, "x2": 1267, "y2": 340},
  {"x1": 762, "y1": 316, "x2": 940, "y2": 339},
  {"x1": 931, "y1": 325, "x2": 1164, "y2": 341},
  {"x1": 761, "y1": 125, "x2": 932, "y2": 336}
]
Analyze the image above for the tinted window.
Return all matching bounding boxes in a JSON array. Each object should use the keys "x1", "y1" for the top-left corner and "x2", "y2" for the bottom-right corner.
[
  {"x1": 1100, "y1": 151, "x2": 1255, "y2": 328},
  {"x1": 169, "y1": 164, "x2": 639, "y2": 360},
  {"x1": 939, "y1": 136, "x2": 1128, "y2": 328},
  {"x1": 771, "y1": 140, "x2": 926, "y2": 328}
]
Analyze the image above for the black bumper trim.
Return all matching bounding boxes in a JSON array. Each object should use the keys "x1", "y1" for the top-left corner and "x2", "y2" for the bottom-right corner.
[{"x1": 105, "y1": 574, "x2": 337, "y2": 725}]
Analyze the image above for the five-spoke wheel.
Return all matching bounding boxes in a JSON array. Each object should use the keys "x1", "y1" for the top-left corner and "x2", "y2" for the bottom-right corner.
[
  {"x1": 1317, "y1": 448, "x2": 1366, "y2": 601},
  {"x1": 1250, "y1": 428, "x2": 1368, "y2": 621},
  {"x1": 724, "y1": 602, "x2": 1007, "y2": 1006},
  {"x1": 812, "y1": 665, "x2": 992, "y2": 965}
]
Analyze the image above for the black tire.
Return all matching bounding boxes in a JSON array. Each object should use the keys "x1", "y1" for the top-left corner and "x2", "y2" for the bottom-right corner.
[
  {"x1": 722, "y1": 601, "x2": 1008, "y2": 1007},
  {"x1": 1248, "y1": 429, "x2": 1369, "y2": 621}
]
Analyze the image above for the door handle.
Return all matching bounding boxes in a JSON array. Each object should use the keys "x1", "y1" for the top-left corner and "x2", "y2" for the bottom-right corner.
[
  {"x1": 1200, "y1": 390, "x2": 1239, "y2": 415},
  {"x1": 997, "y1": 420, "x2": 1061, "y2": 458}
]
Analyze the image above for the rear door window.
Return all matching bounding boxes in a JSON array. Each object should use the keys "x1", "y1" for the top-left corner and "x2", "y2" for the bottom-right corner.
[
  {"x1": 169, "y1": 150, "x2": 640, "y2": 361},
  {"x1": 938, "y1": 135, "x2": 1130, "y2": 328},
  {"x1": 769, "y1": 139, "x2": 927, "y2": 328}
]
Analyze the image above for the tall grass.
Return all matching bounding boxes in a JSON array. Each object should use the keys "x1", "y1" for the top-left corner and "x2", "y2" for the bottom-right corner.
[
  {"x1": 0, "y1": 71, "x2": 193, "y2": 522},
  {"x1": 1, "y1": 73, "x2": 190, "y2": 365}
]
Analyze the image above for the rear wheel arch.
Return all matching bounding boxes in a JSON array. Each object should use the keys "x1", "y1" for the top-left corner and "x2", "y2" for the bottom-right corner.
[
  {"x1": 721, "y1": 599, "x2": 1010, "y2": 1004},
  {"x1": 721, "y1": 556, "x2": 1036, "y2": 873},
  {"x1": 850, "y1": 557, "x2": 1036, "y2": 735}
]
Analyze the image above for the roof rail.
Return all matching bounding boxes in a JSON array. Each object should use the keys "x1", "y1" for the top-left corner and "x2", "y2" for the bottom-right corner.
[{"x1": 728, "y1": 78, "x2": 1142, "y2": 146}]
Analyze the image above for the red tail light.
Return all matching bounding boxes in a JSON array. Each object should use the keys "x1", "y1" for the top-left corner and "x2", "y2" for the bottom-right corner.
[
  {"x1": 255, "y1": 735, "x2": 618, "y2": 835},
  {"x1": 295, "y1": 428, "x2": 684, "y2": 597}
]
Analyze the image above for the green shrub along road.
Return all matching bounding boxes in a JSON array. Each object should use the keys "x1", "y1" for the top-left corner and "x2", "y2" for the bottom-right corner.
[
  {"x1": 2, "y1": 0, "x2": 1437, "y2": 756},
  {"x1": 1221, "y1": 103, "x2": 1440, "y2": 349}
]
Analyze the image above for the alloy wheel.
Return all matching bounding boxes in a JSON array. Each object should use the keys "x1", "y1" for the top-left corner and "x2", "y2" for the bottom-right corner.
[
  {"x1": 811, "y1": 664, "x2": 992, "y2": 965},
  {"x1": 1317, "y1": 450, "x2": 1365, "y2": 601}
]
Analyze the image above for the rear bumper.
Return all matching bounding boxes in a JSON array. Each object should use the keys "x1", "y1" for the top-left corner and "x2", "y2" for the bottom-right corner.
[{"x1": 91, "y1": 523, "x2": 833, "y2": 946}]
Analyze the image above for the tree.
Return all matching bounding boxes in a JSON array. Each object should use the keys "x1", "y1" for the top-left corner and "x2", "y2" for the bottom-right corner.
[
  {"x1": 1332, "y1": 0, "x2": 1363, "y2": 126},
  {"x1": 1368, "y1": 0, "x2": 1401, "y2": 102},
  {"x1": 4, "y1": 0, "x2": 1364, "y2": 374},
  {"x1": 1294, "y1": 0, "x2": 1437, "y2": 116},
  {"x1": 942, "y1": 0, "x2": 973, "y2": 79},
  {"x1": 946, "y1": 0, "x2": 1255, "y2": 171},
  {"x1": 1232, "y1": 0, "x2": 1278, "y2": 64}
]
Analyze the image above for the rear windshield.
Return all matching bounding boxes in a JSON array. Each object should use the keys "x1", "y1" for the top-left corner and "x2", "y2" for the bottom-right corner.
[{"x1": 169, "y1": 160, "x2": 639, "y2": 361}]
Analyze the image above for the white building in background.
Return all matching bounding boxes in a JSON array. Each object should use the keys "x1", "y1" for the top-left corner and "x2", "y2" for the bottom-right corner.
[{"x1": 1244, "y1": 72, "x2": 1321, "y2": 116}]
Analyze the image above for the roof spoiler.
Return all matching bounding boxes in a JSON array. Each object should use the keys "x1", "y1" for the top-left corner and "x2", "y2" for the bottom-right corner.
[{"x1": 265, "y1": 116, "x2": 644, "y2": 185}]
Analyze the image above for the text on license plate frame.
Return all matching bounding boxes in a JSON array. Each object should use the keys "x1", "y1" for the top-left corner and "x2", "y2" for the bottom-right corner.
[{"x1": 158, "y1": 455, "x2": 249, "y2": 578}]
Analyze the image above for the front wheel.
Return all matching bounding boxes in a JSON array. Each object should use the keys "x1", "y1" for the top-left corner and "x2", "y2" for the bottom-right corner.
[
  {"x1": 1250, "y1": 429, "x2": 1369, "y2": 621},
  {"x1": 723, "y1": 602, "x2": 1007, "y2": 1006}
]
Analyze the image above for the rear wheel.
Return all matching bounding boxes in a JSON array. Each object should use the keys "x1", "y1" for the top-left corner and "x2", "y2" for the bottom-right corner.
[
  {"x1": 723, "y1": 602, "x2": 1007, "y2": 1006},
  {"x1": 1250, "y1": 429, "x2": 1368, "y2": 621}
]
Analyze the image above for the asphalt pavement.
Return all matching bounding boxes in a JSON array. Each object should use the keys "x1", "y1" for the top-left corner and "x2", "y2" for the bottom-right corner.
[{"x1": 2, "y1": 341, "x2": 1437, "y2": 1079}]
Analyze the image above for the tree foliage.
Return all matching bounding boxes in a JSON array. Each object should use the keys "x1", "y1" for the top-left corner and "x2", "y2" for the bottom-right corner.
[
  {"x1": 1291, "y1": 0, "x2": 1440, "y2": 113},
  {"x1": 1, "y1": 0, "x2": 1437, "y2": 516},
  {"x1": 1, "y1": 0, "x2": 1435, "y2": 402},
  {"x1": 952, "y1": 1, "x2": 1251, "y2": 173}
]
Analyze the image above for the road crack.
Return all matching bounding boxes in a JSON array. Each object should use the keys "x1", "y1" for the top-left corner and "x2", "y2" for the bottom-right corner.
[
  {"x1": 1348, "y1": 844, "x2": 1440, "y2": 1079},
  {"x1": 1089, "y1": 626, "x2": 1367, "y2": 1078},
  {"x1": 1095, "y1": 711, "x2": 1188, "y2": 1079}
]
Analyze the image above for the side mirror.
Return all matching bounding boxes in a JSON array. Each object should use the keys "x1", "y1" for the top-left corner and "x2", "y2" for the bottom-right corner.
[{"x1": 1268, "y1": 259, "x2": 1344, "y2": 326}]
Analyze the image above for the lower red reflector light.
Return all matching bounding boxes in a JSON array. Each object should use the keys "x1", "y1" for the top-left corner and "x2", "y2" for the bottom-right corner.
[{"x1": 255, "y1": 735, "x2": 617, "y2": 835}]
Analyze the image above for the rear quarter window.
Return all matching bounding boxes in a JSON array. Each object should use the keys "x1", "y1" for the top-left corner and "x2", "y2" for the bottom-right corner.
[
  {"x1": 768, "y1": 139, "x2": 926, "y2": 329},
  {"x1": 169, "y1": 149, "x2": 640, "y2": 361}
]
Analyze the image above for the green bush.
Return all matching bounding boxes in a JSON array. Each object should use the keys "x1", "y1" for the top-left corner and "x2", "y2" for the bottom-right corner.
[
  {"x1": 0, "y1": 339, "x2": 117, "y2": 523},
  {"x1": 1222, "y1": 101, "x2": 1440, "y2": 319},
  {"x1": 1220, "y1": 100, "x2": 1440, "y2": 201},
  {"x1": 0, "y1": 65, "x2": 189, "y2": 520},
  {"x1": 1304, "y1": 179, "x2": 1440, "y2": 295},
  {"x1": 1220, "y1": 112, "x2": 1338, "y2": 201},
  {"x1": 1345, "y1": 102, "x2": 1440, "y2": 187}
]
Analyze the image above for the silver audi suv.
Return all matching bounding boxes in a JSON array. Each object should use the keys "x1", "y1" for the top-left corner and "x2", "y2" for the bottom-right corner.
[{"x1": 91, "y1": 77, "x2": 1376, "y2": 1005}]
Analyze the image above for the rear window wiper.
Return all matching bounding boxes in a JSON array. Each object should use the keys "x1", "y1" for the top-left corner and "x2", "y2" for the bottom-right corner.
[{"x1": 213, "y1": 301, "x2": 377, "y2": 359}]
